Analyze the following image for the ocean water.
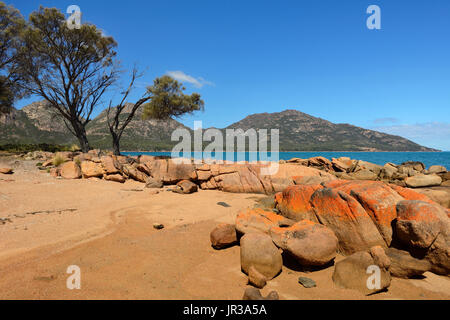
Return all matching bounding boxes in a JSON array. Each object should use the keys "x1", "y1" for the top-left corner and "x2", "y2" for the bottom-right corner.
[{"x1": 123, "y1": 151, "x2": 450, "y2": 169}]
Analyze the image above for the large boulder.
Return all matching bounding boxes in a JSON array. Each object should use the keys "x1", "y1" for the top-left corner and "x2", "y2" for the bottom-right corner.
[
  {"x1": 348, "y1": 169, "x2": 378, "y2": 181},
  {"x1": 269, "y1": 220, "x2": 338, "y2": 266},
  {"x1": 400, "y1": 161, "x2": 425, "y2": 172},
  {"x1": 331, "y1": 157, "x2": 354, "y2": 172},
  {"x1": 101, "y1": 156, "x2": 120, "y2": 174},
  {"x1": 428, "y1": 165, "x2": 447, "y2": 174},
  {"x1": 240, "y1": 232, "x2": 283, "y2": 280},
  {"x1": 210, "y1": 224, "x2": 238, "y2": 249},
  {"x1": 235, "y1": 208, "x2": 290, "y2": 236},
  {"x1": 332, "y1": 251, "x2": 391, "y2": 295},
  {"x1": 274, "y1": 184, "x2": 323, "y2": 222},
  {"x1": 385, "y1": 248, "x2": 431, "y2": 278},
  {"x1": 80, "y1": 161, "x2": 104, "y2": 178},
  {"x1": 396, "y1": 200, "x2": 446, "y2": 249},
  {"x1": 395, "y1": 200, "x2": 450, "y2": 275},
  {"x1": 351, "y1": 160, "x2": 382, "y2": 175},
  {"x1": 60, "y1": 161, "x2": 81, "y2": 179},
  {"x1": 122, "y1": 164, "x2": 148, "y2": 182},
  {"x1": 329, "y1": 180, "x2": 403, "y2": 245},
  {"x1": 388, "y1": 184, "x2": 436, "y2": 205},
  {"x1": 379, "y1": 163, "x2": 398, "y2": 180},
  {"x1": 405, "y1": 174, "x2": 442, "y2": 188},
  {"x1": 414, "y1": 188, "x2": 450, "y2": 209},
  {"x1": 309, "y1": 188, "x2": 386, "y2": 254}
]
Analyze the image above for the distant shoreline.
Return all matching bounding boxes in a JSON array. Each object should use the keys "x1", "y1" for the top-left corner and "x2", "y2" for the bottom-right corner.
[{"x1": 122, "y1": 150, "x2": 445, "y2": 153}]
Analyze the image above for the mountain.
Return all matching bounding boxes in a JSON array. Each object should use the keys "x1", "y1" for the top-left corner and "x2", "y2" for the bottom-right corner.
[
  {"x1": 86, "y1": 103, "x2": 190, "y2": 151},
  {"x1": 226, "y1": 110, "x2": 437, "y2": 151},
  {"x1": 0, "y1": 101, "x2": 188, "y2": 151},
  {"x1": 0, "y1": 102, "x2": 439, "y2": 152}
]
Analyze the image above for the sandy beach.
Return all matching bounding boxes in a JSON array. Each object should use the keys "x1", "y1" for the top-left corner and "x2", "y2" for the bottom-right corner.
[{"x1": 0, "y1": 157, "x2": 448, "y2": 300}]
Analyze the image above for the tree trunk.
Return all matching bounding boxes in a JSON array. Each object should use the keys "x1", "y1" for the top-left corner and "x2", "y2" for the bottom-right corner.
[
  {"x1": 110, "y1": 130, "x2": 121, "y2": 155},
  {"x1": 73, "y1": 121, "x2": 91, "y2": 153},
  {"x1": 112, "y1": 135, "x2": 121, "y2": 156}
]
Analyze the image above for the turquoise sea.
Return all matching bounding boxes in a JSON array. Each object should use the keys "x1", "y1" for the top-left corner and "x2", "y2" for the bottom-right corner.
[{"x1": 123, "y1": 151, "x2": 450, "y2": 170}]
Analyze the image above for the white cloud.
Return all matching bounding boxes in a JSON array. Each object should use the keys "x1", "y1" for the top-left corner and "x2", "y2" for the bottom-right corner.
[
  {"x1": 165, "y1": 71, "x2": 214, "y2": 88},
  {"x1": 372, "y1": 122, "x2": 450, "y2": 151},
  {"x1": 373, "y1": 117, "x2": 399, "y2": 125}
]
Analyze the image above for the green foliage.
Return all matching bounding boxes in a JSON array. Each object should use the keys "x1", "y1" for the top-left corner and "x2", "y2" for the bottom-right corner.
[
  {"x1": 0, "y1": 143, "x2": 75, "y2": 153},
  {"x1": 0, "y1": 76, "x2": 13, "y2": 114},
  {"x1": 12, "y1": 6, "x2": 119, "y2": 152},
  {"x1": 0, "y1": 2, "x2": 26, "y2": 114},
  {"x1": 143, "y1": 75, "x2": 204, "y2": 120},
  {"x1": 68, "y1": 144, "x2": 81, "y2": 152}
]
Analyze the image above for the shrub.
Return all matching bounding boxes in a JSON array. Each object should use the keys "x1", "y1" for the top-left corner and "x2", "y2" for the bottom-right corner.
[{"x1": 52, "y1": 154, "x2": 66, "y2": 167}]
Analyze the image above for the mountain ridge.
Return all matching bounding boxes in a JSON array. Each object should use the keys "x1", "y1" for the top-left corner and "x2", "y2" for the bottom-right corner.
[{"x1": 0, "y1": 101, "x2": 440, "y2": 152}]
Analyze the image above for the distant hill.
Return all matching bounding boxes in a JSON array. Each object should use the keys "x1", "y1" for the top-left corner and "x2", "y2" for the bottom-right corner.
[
  {"x1": 226, "y1": 110, "x2": 438, "y2": 152},
  {"x1": 0, "y1": 102, "x2": 439, "y2": 152}
]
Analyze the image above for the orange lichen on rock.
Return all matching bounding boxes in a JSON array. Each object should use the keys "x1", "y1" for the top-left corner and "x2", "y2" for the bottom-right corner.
[
  {"x1": 389, "y1": 184, "x2": 436, "y2": 205},
  {"x1": 274, "y1": 184, "x2": 323, "y2": 222},
  {"x1": 235, "y1": 208, "x2": 286, "y2": 236},
  {"x1": 309, "y1": 188, "x2": 386, "y2": 254},
  {"x1": 331, "y1": 181, "x2": 403, "y2": 245}
]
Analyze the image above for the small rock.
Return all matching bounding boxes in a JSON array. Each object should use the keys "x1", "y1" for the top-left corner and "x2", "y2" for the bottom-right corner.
[
  {"x1": 248, "y1": 266, "x2": 267, "y2": 289},
  {"x1": 172, "y1": 180, "x2": 198, "y2": 194},
  {"x1": 242, "y1": 287, "x2": 279, "y2": 300},
  {"x1": 298, "y1": 277, "x2": 316, "y2": 288},
  {"x1": 153, "y1": 223, "x2": 164, "y2": 230},
  {"x1": 0, "y1": 168, "x2": 14, "y2": 174},
  {"x1": 145, "y1": 176, "x2": 163, "y2": 189},
  {"x1": 210, "y1": 223, "x2": 237, "y2": 249},
  {"x1": 104, "y1": 174, "x2": 126, "y2": 183},
  {"x1": 217, "y1": 202, "x2": 231, "y2": 208}
]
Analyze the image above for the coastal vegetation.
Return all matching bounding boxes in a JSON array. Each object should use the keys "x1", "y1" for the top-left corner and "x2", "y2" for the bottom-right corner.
[{"x1": 1, "y1": 3, "x2": 203, "y2": 154}]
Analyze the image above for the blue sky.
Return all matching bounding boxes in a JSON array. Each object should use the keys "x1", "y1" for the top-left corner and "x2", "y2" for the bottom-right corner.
[{"x1": 9, "y1": 0, "x2": 450, "y2": 150}]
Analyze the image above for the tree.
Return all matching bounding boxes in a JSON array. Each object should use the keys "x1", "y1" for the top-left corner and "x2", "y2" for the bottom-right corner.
[
  {"x1": 107, "y1": 74, "x2": 204, "y2": 155},
  {"x1": 0, "y1": 2, "x2": 26, "y2": 114},
  {"x1": 12, "y1": 6, "x2": 119, "y2": 152}
]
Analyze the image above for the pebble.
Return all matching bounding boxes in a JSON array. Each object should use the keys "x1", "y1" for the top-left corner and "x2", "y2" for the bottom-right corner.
[
  {"x1": 217, "y1": 202, "x2": 231, "y2": 207},
  {"x1": 298, "y1": 276, "x2": 317, "y2": 288},
  {"x1": 153, "y1": 223, "x2": 164, "y2": 230}
]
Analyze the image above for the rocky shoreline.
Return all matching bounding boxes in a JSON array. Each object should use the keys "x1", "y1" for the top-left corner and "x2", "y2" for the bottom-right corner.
[
  {"x1": 3, "y1": 150, "x2": 449, "y2": 206},
  {"x1": 1, "y1": 150, "x2": 449, "y2": 299}
]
